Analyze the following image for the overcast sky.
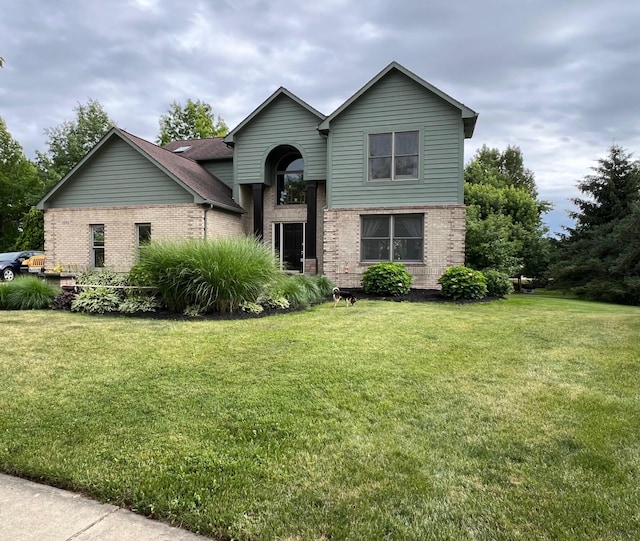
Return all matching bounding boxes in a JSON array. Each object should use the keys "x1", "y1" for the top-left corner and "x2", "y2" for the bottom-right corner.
[{"x1": 2, "y1": 0, "x2": 640, "y2": 235}]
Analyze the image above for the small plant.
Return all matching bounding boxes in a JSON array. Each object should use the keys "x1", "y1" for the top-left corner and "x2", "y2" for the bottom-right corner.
[
  {"x1": 240, "y1": 301, "x2": 264, "y2": 314},
  {"x1": 128, "y1": 263, "x2": 154, "y2": 287},
  {"x1": 51, "y1": 289, "x2": 77, "y2": 310},
  {"x1": 1, "y1": 277, "x2": 61, "y2": 310},
  {"x1": 71, "y1": 287, "x2": 121, "y2": 314},
  {"x1": 483, "y1": 269, "x2": 514, "y2": 298},
  {"x1": 362, "y1": 262, "x2": 412, "y2": 296},
  {"x1": 75, "y1": 268, "x2": 129, "y2": 287},
  {"x1": 118, "y1": 294, "x2": 161, "y2": 314},
  {"x1": 438, "y1": 266, "x2": 487, "y2": 300}
]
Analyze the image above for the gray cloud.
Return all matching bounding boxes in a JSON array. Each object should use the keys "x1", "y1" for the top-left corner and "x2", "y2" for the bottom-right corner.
[{"x1": 2, "y1": 0, "x2": 639, "y2": 234}]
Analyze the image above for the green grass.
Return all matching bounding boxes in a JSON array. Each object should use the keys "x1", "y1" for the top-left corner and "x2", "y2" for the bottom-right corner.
[{"x1": 1, "y1": 296, "x2": 639, "y2": 540}]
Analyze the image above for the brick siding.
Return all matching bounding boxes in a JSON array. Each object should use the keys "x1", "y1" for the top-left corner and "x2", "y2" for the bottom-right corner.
[{"x1": 322, "y1": 205, "x2": 465, "y2": 289}]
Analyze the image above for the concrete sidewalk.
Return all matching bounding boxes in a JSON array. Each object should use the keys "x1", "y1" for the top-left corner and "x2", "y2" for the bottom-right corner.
[{"x1": 0, "y1": 473, "x2": 209, "y2": 540}]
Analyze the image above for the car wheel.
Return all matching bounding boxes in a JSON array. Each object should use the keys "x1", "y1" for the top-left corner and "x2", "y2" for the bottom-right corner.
[{"x1": 2, "y1": 268, "x2": 16, "y2": 281}]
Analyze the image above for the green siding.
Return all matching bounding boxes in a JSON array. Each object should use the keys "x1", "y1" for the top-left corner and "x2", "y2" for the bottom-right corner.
[
  {"x1": 202, "y1": 159, "x2": 233, "y2": 187},
  {"x1": 234, "y1": 94, "x2": 326, "y2": 185},
  {"x1": 327, "y1": 70, "x2": 465, "y2": 208},
  {"x1": 46, "y1": 138, "x2": 194, "y2": 208}
]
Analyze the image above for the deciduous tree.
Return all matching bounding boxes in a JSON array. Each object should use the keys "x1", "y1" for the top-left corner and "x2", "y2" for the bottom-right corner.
[
  {"x1": 157, "y1": 99, "x2": 228, "y2": 145},
  {"x1": 0, "y1": 117, "x2": 43, "y2": 250},
  {"x1": 464, "y1": 146, "x2": 551, "y2": 277},
  {"x1": 36, "y1": 99, "x2": 114, "y2": 188}
]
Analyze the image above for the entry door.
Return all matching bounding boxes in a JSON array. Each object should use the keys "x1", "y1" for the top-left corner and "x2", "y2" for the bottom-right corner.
[{"x1": 274, "y1": 223, "x2": 305, "y2": 273}]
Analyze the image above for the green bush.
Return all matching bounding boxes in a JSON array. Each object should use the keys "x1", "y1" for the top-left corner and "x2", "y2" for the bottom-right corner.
[
  {"x1": 0, "y1": 284, "x2": 9, "y2": 309},
  {"x1": 75, "y1": 268, "x2": 129, "y2": 287},
  {"x1": 438, "y1": 266, "x2": 487, "y2": 300},
  {"x1": 483, "y1": 269, "x2": 514, "y2": 298},
  {"x1": 361, "y1": 262, "x2": 412, "y2": 296},
  {"x1": 0, "y1": 277, "x2": 60, "y2": 310},
  {"x1": 71, "y1": 287, "x2": 121, "y2": 314},
  {"x1": 137, "y1": 237, "x2": 281, "y2": 313},
  {"x1": 118, "y1": 293, "x2": 161, "y2": 313},
  {"x1": 128, "y1": 263, "x2": 154, "y2": 287},
  {"x1": 267, "y1": 274, "x2": 333, "y2": 307}
]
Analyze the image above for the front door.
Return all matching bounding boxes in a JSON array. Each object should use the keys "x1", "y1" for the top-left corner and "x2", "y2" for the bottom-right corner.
[{"x1": 274, "y1": 222, "x2": 304, "y2": 273}]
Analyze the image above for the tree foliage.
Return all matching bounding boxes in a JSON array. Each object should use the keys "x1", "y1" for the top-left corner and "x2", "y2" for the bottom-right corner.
[
  {"x1": 0, "y1": 117, "x2": 44, "y2": 250},
  {"x1": 36, "y1": 99, "x2": 114, "y2": 188},
  {"x1": 464, "y1": 146, "x2": 551, "y2": 277},
  {"x1": 552, "y1": 145, "x2": 640, "y2": 304},
  {"x1": 157, "y1": 99, "x2": 228, "y2": 145}
]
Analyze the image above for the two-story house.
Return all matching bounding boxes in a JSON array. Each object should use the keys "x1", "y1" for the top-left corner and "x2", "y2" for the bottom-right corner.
[{"x1": 37, "y1": 62, "x2": 477, "y2": 289}]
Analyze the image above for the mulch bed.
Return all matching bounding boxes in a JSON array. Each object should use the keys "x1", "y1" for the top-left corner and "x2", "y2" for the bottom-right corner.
[{"x1": 114, "y1": 289, "x2": 499, "y2": 321}]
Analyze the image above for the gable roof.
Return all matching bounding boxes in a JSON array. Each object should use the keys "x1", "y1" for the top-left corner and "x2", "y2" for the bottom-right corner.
[
  {"x1": 37, "y1": 127, "x2": 243, "y2": 213},
  {"x1": 317, "y1": 61, "x2": 478, "y2": 138},
  {"x1": 163, "y1": 137, "x2": 233, "y2": 161},
  {"x1": 224, "y1": 87, "x2": 325, "y2": 145}
]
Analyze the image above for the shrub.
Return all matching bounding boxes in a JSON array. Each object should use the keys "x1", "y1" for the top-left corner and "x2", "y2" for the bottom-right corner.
[
  {"x1": 137, "y1": 237, "x2": 281, "y2": 313},
  {"x1": 128, "y1": 263, "x2": 154, "y2": 287},
  {"x1": 361, "y1": 262, "x2": 412, "y2": 296},
  {"x1": 75, "y1": 268, "x2": 129, "y2": 287},
  {"x1": 118, "y1": 294, "x2": 161, "y2": 313},
  {"x1": 483, "y1": 269, "x2": 514, "y2": 298},
  {"x1": 438, "y1": 266, "x2": 488, "y2": 300},
  {"x1": 71, "y1": 287, "x2": 121, "y2": 314},
  {"x1": 51, "y1": 289, "x2": 77, "y2": 310},
  {"x1": 0, "y1": 284, "x2": 9, "y2": 309},
  {"x1": 268, "y1": 274, "x2": 331, "y2": 307},
  {"x1": 1, "y1": 277, "x2": 60, "y2": 310}
]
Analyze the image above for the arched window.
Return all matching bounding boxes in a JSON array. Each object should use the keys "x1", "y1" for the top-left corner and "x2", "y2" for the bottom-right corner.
[{"x1": 276, "y1": 153, "x2": 305, "y2": 205}]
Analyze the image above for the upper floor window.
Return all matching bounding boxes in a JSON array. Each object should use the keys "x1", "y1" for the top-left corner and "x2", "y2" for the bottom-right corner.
[
  {"x1": 277, "y1": 154, "x2": 305, "y2": 205},
  {"x1": 368, "y1": 130, "x2": 419, "y2": 181}
]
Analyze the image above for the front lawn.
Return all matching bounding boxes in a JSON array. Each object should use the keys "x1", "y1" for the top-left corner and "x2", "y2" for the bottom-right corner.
[{"x1": 1, "y1": 296, "x2": 638, "y2": 540}]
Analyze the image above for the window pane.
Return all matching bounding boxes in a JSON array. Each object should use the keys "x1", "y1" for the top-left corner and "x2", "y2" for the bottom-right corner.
[
  {"x1": 285, "y1": 158, "x2": 304, "y2": 171},
  {"x1": 92, "y1": 225, "x2": 104, "y2": 246},
  {"x1": 137, "y1": 224, "x2": 151, "y2": 245},
  {"x1": 394, "y1": 215, "x2": 423, "y2": 238},
  {"x1": 395, "y1": 131, "x2": 419, "y2": 155},
  {"x1": 362, "y1": 239, "x2": 390, "y2": 260},
  {"x1": 362, "y1": 216, "x2": 390, "y2": 238},
  {"x1": 395, "y1": 156, "x2": 418, "y2": 179},
  {"x1": 282, "y1": 173, "x2": 305, "y2": 204},
  {"x1": 393, "y1": 239, "x2": 422, "y2": 261},
  {"x1": 94, "y1": 248, "x2": 105, "y2": 267},
  {"x1": 369, "y1": 133, "x2": 392, "y2": 157},
  {"x1": 369, "y1": 157, "x2": 392, "y2": 180}
]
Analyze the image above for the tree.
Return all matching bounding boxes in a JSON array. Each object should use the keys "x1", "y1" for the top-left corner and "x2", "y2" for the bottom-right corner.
[
  {"x1": 36, "y1": 99, "x2": 114, "y2": 188},
  {"x1": 552, "y1": 145, "x2": 640, "y2": 304},
  {"x1": 156, "y1": 99, "x2": 228, "y2": 145},
  {"x1": 0, "y1": 117, "x2": 44, "y2": 250},
  {"x1": 14, "y1": 208, "x2": 44, "y2": 251},
  {"x1": 464, "y1": 146, "x2": 551, "y2": 277}
]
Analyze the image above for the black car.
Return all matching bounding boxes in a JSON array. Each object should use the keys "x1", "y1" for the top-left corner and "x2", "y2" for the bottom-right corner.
[{"x1": 0, "y1": 251, "x2": 44, "y2": 281}]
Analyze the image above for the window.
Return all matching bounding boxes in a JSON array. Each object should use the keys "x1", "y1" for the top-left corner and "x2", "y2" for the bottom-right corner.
[
  {"x1": 91, "y1": 225, "x2": 105, "y2": 267},
  {"x1": 276, "y1": 154, "x2": 305, "y2": 205},
  {"x1": 361, "y1": 215, "x2": 423, "y2": 262},
  {"x1": 136, "y1": 223, "x2": 151, "y2": 246},
  {"x1": 368, "y1": 130, "x2": 419, "y2": 181}
]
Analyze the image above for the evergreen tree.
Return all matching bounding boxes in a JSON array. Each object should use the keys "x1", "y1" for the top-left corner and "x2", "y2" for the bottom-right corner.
[{"x1": 552, "y1": 145, "x2": 640, "y2": 304}]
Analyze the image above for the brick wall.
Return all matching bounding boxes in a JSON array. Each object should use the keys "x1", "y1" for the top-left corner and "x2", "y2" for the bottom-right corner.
[
  {"x1": 322, "y1": 205, "x2": 465, "y2": 289},
  {"x1": 44, "y1": 204, "x2": 242, "y2": 273}
]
